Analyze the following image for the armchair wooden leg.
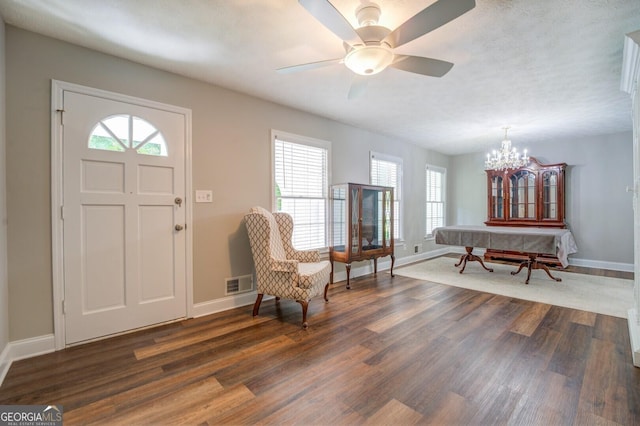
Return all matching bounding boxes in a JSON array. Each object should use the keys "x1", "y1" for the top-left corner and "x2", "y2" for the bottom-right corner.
[
  {"x1": 296, "y1": 300, "x2": 309, "y2": 328},
  {"x1": 252, "y1": 293, "x2": 264, "y2": 317},
  {"x1": 324, "y1": 283, "x2": 329, "y2": 302},
  {"x1": 330, "y1": 260, "x2": 334, "y2": 284},
  {"x1": 390, "y1": 254, "x2": 395, "y2": 277}
]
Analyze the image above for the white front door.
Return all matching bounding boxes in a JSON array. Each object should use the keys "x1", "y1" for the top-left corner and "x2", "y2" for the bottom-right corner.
[{"x1": 61, "y1": 90, "x2": 188, "y2": 344}]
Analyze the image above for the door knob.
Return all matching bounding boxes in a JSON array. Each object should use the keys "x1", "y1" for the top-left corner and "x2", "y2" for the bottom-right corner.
[
  {"x1": 175, "y1": 224, "x2": 184, "y2": 231},
  {"x1": 175, "y1": 197, "x2": 183, "y2": 206}
]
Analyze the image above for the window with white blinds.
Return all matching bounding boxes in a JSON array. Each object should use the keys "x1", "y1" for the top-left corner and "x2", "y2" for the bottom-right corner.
[
  {"x1": 272, "y1": 131, "x2": 330, "y2": 250},
  {"x1": 426, "y1": 165, "x2": 446, "y2": 237},
  {"x1": 370, "y1": 151, "x2": 402, "y2": 240}
]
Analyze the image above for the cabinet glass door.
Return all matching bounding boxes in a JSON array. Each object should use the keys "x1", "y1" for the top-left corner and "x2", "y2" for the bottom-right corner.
[
  {"x1": 384, "y1": 189, "x2": 392, "y2": 244},
  {"x1": 542, "y1": 171, "x2": 558, "y2": 219},
  {"x1": 510, "y1": 171, "x2": 536, "y2": 219},
  {"x1": 330, "y1": 186, "x2": 347, "y2": 253},
  {"x1": 485, "y1": 158, "x2": 565, "y2": 228},
  {"x1": 490, "y1": 175, "x2": 504, "y2": 219},
  {"x1": 361, "y1": 189, "x2": 379, "y2": 251},
  {"x1": 350, "y1": 187, "x2": 360, "y2": 254}
]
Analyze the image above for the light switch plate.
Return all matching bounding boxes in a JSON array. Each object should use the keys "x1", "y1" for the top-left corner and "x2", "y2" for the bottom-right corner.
[{"x1": 195, "y1": 190, "x2": 213, "y2": 203}]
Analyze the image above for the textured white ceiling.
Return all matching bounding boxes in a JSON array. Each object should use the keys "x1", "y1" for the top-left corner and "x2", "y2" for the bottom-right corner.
[{"x1": 0, "y1": 0, "x2": 638, "y2": 155}]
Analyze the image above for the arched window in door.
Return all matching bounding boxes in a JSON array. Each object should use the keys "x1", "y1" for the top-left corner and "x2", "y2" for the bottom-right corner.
[{"x1": 88, "y1": 114, "x2": 168, "y2": 156}]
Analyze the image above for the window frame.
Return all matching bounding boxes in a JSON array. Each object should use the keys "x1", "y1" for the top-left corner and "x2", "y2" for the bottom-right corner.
[
  {"x1": 271, "y1": 129, "x2": 331, "y2": 251},
  {"x1": 369, "y1": 151, "x2": 403, "y2": 242},
  {"x1": 88, "y1": 114, "x2": 168, "y2": 156},
  {"x1": 425, "y1": 164, "x2": 446, "y2": 239}
]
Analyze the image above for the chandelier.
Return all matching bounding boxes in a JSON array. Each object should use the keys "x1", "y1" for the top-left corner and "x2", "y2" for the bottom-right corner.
[{"x1": 484, "y1": 127, "x2": 530, "y2": 172}]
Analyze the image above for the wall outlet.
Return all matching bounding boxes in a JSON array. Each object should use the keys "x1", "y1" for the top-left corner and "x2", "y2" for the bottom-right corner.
[
  {"x1": 195, "y1": 190, "x2": 213, "y2": 203},
  {"x1": 414, "y1": 244, "x2": 422, "y2": 254}
]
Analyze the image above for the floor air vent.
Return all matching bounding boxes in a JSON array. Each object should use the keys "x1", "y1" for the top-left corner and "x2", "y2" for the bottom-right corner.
[{"x1": 225, "y1": 274, "x2": 254, "y2": 295}]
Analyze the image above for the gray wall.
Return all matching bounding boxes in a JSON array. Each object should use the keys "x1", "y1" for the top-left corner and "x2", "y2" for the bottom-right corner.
[
  {"x1": 449, "y1": 132, "x2": 634, "y2": 265},
  {"x1": 5, "y1": 26, "x2": 448, "y2": 341},
  {"x1": 0, "y1": 18, "x2": 8, "y2": 361}
]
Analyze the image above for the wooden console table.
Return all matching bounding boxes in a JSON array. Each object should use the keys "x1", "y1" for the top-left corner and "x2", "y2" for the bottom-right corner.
[{"x1": 433, "y1": 225, "x2": 578, "y2": 284}]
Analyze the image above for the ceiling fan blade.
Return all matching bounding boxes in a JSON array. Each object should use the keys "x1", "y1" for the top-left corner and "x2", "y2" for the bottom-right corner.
[
  {"x1": 390, "y1": 55, "x2": 454, "y2": 77},
  {"x1": 298, "y1": 0, "x2": 363, "y2": 46},
  {"x1": 384, "y1": 0, "x2": 475, "y2": 48},
  {"x1": 277, "y1": 58, "x2": 342, "y2": 74},
  {"x1": 347, "y1": 75, "x2": 369, "y2": 100}
]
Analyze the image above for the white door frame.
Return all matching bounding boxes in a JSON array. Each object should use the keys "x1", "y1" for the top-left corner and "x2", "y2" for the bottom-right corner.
[
  {"x1": 622, "y1": 31, "x2": 640, "y2": 367},
  {"x1": 51, "y1": 80, "x2": 194, "y2": 350}
]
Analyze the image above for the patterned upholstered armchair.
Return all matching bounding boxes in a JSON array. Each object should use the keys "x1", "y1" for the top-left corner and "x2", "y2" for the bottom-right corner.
[{"x1": 245, "y1": 206, "x2": 331, "y2": 327}]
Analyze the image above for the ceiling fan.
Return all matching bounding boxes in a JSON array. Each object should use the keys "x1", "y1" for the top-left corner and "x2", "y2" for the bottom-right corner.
[{"x1": 278, "y1": 0, "x2": 476, "y2": 96}]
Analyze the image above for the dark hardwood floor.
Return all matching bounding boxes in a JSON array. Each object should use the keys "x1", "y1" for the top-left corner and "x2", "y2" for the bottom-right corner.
[{"x1": 1, "y1": 259, "x2": 639, "y2": 425}]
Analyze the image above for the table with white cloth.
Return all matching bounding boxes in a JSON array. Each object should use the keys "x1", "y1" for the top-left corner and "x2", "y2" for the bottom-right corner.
[{"x1": 433, "y1": 225, "x2": 578, "y2": 284}]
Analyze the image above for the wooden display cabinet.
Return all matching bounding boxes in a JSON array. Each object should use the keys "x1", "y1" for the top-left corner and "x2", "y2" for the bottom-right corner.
[
  {"x1": 329, "y1": 183, "x2": 395, "y2": 289},
  {"x1": 485, "y1": 157, "x2": 568, "y2": 264}
]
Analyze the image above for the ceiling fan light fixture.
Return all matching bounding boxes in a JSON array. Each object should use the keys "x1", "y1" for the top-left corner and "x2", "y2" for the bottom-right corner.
[
  {"x1": 355, "y1": 4, "x2": 381, "y2": 26},
  {"x1": 344, "y1": 45, "x2": 394, "y2": 75}
]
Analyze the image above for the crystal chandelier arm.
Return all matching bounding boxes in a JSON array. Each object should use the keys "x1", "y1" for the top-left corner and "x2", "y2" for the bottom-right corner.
[{"x1": 484, "y1": 126, "x2": 530, "y2": 171}]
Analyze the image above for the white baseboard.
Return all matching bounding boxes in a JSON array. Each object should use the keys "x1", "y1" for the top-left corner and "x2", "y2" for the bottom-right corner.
[
  {"x1": 8, "y1": 334, "x2": 55, "y2": 361},
  {"x1": 628, "y1": 309, "x2": 640, "y2": 367},
  {"x1": 0, "y1": 343, "x2": 10, "y2": 386},
  {"x1": 569, "y1": 258, "x2": 634, "y2": 273},
  {"x1": 0, "y1": 334, "x2": 55, "y2": 387},
  {"x1": 192, "y1": 291, "x2": 272, "y2": 318},
  {"x1": 396, "y1": 247, "x2": 452, "y2": 266}
]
